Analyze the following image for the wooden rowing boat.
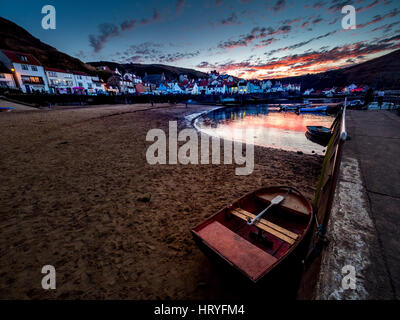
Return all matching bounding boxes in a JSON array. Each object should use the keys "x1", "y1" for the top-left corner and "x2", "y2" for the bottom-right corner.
[
  {"x1": 191, "y1": 186, "x2": 313, "y2": 283},
  {"x1": 305, "y1": 126, "x2": 332, "y2": 147}
]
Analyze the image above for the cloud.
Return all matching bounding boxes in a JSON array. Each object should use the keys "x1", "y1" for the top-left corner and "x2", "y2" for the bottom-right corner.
[
  {"x1": 176, "y1": 0, "x2": 185, "y2": 15},
  {"x1": 264, "y1": 31, "x2": 337, "y2": 56},
  {"x1": 254, "y1": 38, "x2": 278, "y2": 48},
  {"x1": 89, "y1": 10, "x2": 162, "y2": 52},
  {"x1": 140, "y1": 9, "x2": 161, "y2": 25},
  {"x1": 121, "y1": 20, "x2": 136, "y2": 31},
  {"x1": 201, "y1": 36, "x2": 400, "y2": 78},
  {"x1": 327, "y1": 0, "x2": 351, "y2": 13},
  {"x1": 273, "y1": 0, "x2": 286, "y2": 12},
  {"x1": 311, "y1": 1, "x2": 327, "y2": 9},
  {"x1": 372, "y1": 21, "x2": 400, "y2": 33},
  {"x1": 218, "y1": 25, "x2": 291, "y2": 49},
  {"x1": 89, "y1": 23, "x2": 120, "y2": 53},
  {"x1": 358, "y1": 8, "x2": 399, "y2": 28},
  {"x1": 220, "y1": 12, "x2": 241, "y2": 25},
  {"x1": 358, "y1": 0, "x2": 379, "y2": 12},
  {"x1": 122, "y1": 42, "x2": 200, "y2": 64}
]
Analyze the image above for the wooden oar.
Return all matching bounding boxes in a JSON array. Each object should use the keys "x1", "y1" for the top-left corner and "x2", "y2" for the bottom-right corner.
[{"x1": 247, "y1": 194, "x2": 286, "y2": 226}]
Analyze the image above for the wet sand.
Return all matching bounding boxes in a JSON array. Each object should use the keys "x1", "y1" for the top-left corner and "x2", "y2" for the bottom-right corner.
[{"x1": 0, "y1": 103, "x2": 323, "y2": 299}]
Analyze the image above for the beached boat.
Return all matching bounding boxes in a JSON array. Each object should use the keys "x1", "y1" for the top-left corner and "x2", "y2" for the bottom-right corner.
[
  {"x1": 221, "y1": 97, "x2": 236, "y2": 103},
  {"x1": 191, "y1": 186, "x2": 313, "y2": 283},
  {"x1": 280, "y1": 104, "x2": 310, "y2": 112},
  {"x1": 0, "y1": 106, "x2": 14, "y2": 112},
  {"x1": 305, "y1": 126, "x2": 332, "y2": 146},
  {"x1": 298, "y1": 105, "x2": 328, "y2": 113}
]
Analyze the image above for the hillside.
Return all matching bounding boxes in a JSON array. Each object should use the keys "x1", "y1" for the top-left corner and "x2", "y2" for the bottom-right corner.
[
  {"x1": 0, "y1": 17, "x2": 95, "y2": 74},
  {"x1": 276, "y1": 49, "x2": 400, "y2": 90},
  {"x1": 88, "y1": 61, "x2": 208, "y2": 81}
]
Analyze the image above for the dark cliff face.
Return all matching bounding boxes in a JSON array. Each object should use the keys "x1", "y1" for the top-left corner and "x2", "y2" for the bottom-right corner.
[{"x1": 0, "y1": 17, "x2": 94, "y2": 74}]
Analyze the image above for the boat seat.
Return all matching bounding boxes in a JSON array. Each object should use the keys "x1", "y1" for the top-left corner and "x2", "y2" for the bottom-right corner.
[
  {"x1": 231, "y1": 208, "x2": 298, "y2": 245},
  {"x1": 256, "y1": 193, "x2": 310, "y2": 217},
  {"x1": 197, "y1": 221, "x2": 278, "y2": 282}
]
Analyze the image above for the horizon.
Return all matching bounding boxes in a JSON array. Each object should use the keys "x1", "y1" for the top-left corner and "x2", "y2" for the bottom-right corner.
[{"x1": 1, "y1": 0, "x2": 400, "y2": 80}]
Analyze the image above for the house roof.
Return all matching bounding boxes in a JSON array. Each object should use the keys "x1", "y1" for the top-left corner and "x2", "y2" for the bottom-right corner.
[
  {"x1": 1, "y1": 49, "x2": 42, "y2": 66},
  {"x1": 73, "y1": 71, "x2": 89, "y2": 76},
  {"x1": 45, "y1": 67, "x2": 70, "y2": 74},
  {"x1": 199, "y1": 80, "x2": 208, "y2": 86}
]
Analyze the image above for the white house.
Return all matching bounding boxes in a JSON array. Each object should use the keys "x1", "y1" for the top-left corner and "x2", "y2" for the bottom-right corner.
[
  {"x1": 199, "y1": 80, "x2": 209, "y2": 94},
  {"x1": 171, "y1": 83, "x2": 184, "y2": 94},
  {"x1": 45, "y1": 67, "x2": 76, "y2": 94},
  {"x1": 343, "y1": 84, "x2": 357, "y2": 94},
  {"x1": 261, "y1": 80, "x2": 272, "y2": 91},
  {"x1": 247, "y1": 82, "x2": 262, "y2": 93},
  {"x1": 73, "y1": 71, "x2": 95, "y2": 94},
  {"x1": 186, "y1": 83, "x2": 199, "y2": 95},
  {"x1": 304, "y1": 88, "x2": 314, "y2": 95},
  {"x1": 0, "y1": 50, "x2": 49, "y2": 93},
  {"x1": 238, "y1": 82, "x2": 247, "y2": 94},
  {"x1": 91, "y1": 77, "x2": 106, "y2": 94},
  {"x1": 0, "y1": 61, "x2": 17, "y2": 89}
]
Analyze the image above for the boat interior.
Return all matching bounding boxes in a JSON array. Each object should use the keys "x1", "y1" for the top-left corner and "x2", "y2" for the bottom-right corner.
[{"x1": 192, "y1": 188, "x2": 313, "y2": 282}]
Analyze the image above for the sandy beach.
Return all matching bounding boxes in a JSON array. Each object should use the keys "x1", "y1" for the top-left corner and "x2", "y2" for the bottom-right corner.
[{"x1": 0, "y1": 103, "x2": 323, "y2": 299}]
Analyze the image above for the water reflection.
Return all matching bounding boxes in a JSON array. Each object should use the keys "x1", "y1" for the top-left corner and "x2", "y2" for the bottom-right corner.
[{"x1": 195, "y1": 105, "x2": 335, "y2": 155}]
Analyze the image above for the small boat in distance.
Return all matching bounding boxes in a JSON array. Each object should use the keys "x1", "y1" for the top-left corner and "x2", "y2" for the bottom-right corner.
[
  {"x1": 305, "y1": 126, "x2": 332, "y2": 146},
  {"x1": 279, "y1": 104, "x2": 310, "y2": 112},
  {"x1": 298, "y1": 105, "x2": 328, "y2": 113},
  {"x1": 0, "y1": 106, "x2": 14, "y2": 112},
  {"x1": 191, "y1": 186, "x2": 313, "y2": 283}
]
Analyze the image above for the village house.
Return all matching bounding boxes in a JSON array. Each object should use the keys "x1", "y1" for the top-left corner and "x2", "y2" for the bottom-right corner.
[
  {"x1": 92, "y1": 78, "x2": 106, "y2": 94},
  {"x1": 155, "y1": 83, "x2": 168, "y2": 95},
  {"x1": 0, "y1": 49, "x2": 49, "y2": 93},
  {"x1": 261, "y1": 80, "x2": 272, "y2": 91},
  {"x1": 343, "y1": 84, "x2": 357, "y2": 94},
  {"x1": 322, "y1": 87, "x2": 336, "y2": 96},
  {"x1": 143, "y1": 73, "x2": 166, "y2": 85},
  {"x1": 238, "y1": 81, "x2": 247, "y2": 94},
  {"x1": 45, "y1": 67, "x2": 76, "y2": 94},
  {"x1": 304, "y1": 88, "x2": 314, "y2": 95},
  {"x1": 73, "y1": 71, "x2": 95, "y2": 94},
  {"x1": 136, "y1": 82, "x2": 152, "y2": 95},
  {"x1": 123, "y1": 72, "x2": 142, "y2": 85},
  {"x1": 225, "y1": 81, "x2": 238, "y2": 94},
  {"x1": 171, "y1": 83, "x2": 184, "y2": 94},
  {"x1": 185, "y1": 82, "x2": 199, "y2": 95},
  {"x1": 270, "y1": 82, "x2": 284, "y2": 93},
  {"x1": 247, "y1": 82, "x2": 262, "y2": 94},
  {"x1": 0, "y1": 61, "x2": 17, "y2": 89},
  {"x1": 198, "y1": 80, "x2": 209, "y2": 94}
]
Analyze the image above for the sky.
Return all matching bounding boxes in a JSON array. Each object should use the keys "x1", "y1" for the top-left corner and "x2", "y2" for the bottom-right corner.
[{"x1": 1, "y1": 0, "x2": 399, "y2": 79}]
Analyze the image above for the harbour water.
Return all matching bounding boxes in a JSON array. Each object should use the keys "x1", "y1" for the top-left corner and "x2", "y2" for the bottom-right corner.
[{"x1": 195, "y1": 105, "x2": 335, "y2": 155}]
